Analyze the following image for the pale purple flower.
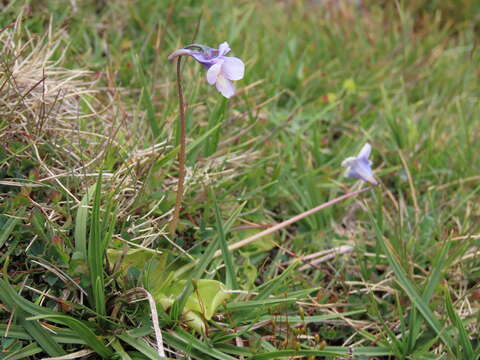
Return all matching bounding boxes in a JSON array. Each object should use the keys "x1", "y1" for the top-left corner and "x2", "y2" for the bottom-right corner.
[
  {"x1": 341, "y1": 143, "x2": 378, "y2": 185},
  {"x1": 168, "y1": 42, "x2": 245, "y2": 99}
]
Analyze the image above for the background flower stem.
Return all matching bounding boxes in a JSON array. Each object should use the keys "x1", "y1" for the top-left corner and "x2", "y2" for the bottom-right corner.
[
  {"x1": 169, "y1": 56, "x2": 186, "y2": 236},
  {"x1": 213, "y1": 186, "x2": 372, "y2": 258}
]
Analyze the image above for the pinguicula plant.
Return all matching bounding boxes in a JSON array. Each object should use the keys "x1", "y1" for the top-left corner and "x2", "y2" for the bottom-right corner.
[
  {"x1": 168, "y1": 42, "x2": 245, "y2": 234},
  {"x1": 213, "y1": 143, "x2": 379, "y2": 256},
  {"x1": 341, "y1": 142, "x2": 378, "y2": 185}
]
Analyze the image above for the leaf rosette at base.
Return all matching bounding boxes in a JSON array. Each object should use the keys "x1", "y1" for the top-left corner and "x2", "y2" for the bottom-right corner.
[{"x1": 107, "y1": 248, "x2": 229, "y2": 334}]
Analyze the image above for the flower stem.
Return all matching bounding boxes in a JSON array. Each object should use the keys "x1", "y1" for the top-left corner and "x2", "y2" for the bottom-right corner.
[
  {"x1": 169, "y1": 56, "x2": 186, "y2": 235},
  {"x1": 213, "y1": 186, "x2": 372, "y2": 258}
]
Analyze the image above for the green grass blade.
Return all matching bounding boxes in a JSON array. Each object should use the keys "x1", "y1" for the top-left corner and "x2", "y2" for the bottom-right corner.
[
  {"x1": 2, "y1": 322, "x2": 62, "y2": 356},
  {"x1": 87, "y1": 173, "x2": 106, "y2": 316},
  {"x1": 20, "y1": 319, "x2": 66, "y2": 357},
  {"x1": 0, "y1": 324, "x2": 87, "y2": 344},
  {"x1": 74, "y1": 185, "x2": 94, "y2": 259},
  {"x1": 444, "y1": 288, "x2": 474, "y2": 358},
  {"x1": 133, "y1": 53, "x2": 160, "y2": 138},
  {"x1": 250, "y1": 349, "x2": 344, "y2": 359},
  {"x1": 158, "y1": 331, "x2": 202, "y2": 358},
  {"x1": 0, "y1": 325, "x2": 31, "y2": 340},
  {"x1": 101, "y1": 194, "x2": 116, "y2": 250},
  {"x1": 117, "y1": 333, "x2": 164, "y2": 360},
  {"x1": 423, "y1": 240, "x2": 451, "y2": 302},
  {"x1": 165, "y1": 329, "x2": 237, "y2": 360},
  {"x1": 3, "y1": 343, "x2": 42, "y2": 360},
  {"x1": 155, "y1": 122, "x2": 223, "y2": 169},
  {"x1": 214, "y1": 343, "x2": 254, "y2": 357},
  {"x1": 30, "y1": 209, "x2": 69, "y2": 264},
  {"x1": 0, "y1": 280, "x2": 66, "y2": 356},
  {"x1": 94, "y1": 276, "x2": 106, "y2": 319},
  {"x1": 256, "y1": 309, "x2": 365, "y2": 323},
  {"x1": 371, "y1": 217, "x2": 455, "y2": 351},
  {"x1": 0, "y1": 212, "x2": 22, "y2": 249},
  {"x1": 255, "y1": 261, "x2": 298, "y2": 300},
  {"x1": 445, "y1": 183, "x2": 480, "y2": 223},
  {"x1": 111, "y1": 338, "x2": 134, "y2": 360},
  {"x1": 348, "y1": 346, "x2": 397, "y2": 357},
  {"x1": 0, "y1": 279, "x2": 58, "y2": 317},
  {"x1": 223, "y1": 201, "x2": 247, "y2": 232},
  {"x1": 28, "y1": 315, "x2": 113, "y2": 358},
  {"x1": 211, "y1": 189, "x2": 237, "y2": 289},
  {"x1": 204, "y1": 97, "x2": 227, "y2": 157},
  {"x1": 407, "y1": 239, "x2": 452, "y2": 352},
  {"x1": 251, "y1": 346, "x2": 393, "y2": 359},
  {"x1": 225, "y1": 297, "x2": 299, "y2": 311}
]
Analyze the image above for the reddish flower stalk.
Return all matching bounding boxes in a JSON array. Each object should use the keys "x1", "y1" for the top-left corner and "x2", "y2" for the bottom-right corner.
[
  {"x1": 167, "y1": 42, "x2": 244, "y2": 235},
  {"x1": 169, "y1": 57, "x2": 187, "y2": 235},
  {"x1": 213, "y1": 187, "x2": 372, "y2": 258}
]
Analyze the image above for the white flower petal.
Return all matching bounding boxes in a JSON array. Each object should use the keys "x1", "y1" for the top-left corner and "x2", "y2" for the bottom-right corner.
[
  {"x1": 215, "y1": 75, "x2": 235, "y2": 98},
  {"x1": 218, "y1": 42, "x2": 231, "y2": 56},
  {"x1": 221, "y1": 57, "x2": 245, "y2": 81},
  {"x1": 341, "y1": 156, "x2": 356, "y2": 167},
  {"x1": 357, "y1": 143, "x2": 371, "y2": 160},
  {"x1": 206, "y1": 62, "x2": 223, "y2": 85}
]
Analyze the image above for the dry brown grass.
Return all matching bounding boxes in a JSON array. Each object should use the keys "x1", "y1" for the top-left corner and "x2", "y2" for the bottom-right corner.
[
  {"x1": 0, "y1": 15, "x2": 259, "y2": 241},
  {"x1": 0, "y1": 17, "x2": 98, "y2": 192}
]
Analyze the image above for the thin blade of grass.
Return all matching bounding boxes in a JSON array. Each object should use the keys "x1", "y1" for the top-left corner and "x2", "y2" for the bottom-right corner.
[
  {"x1": 257, "y1": 309, "x2": 365, "y2": 323},
  {"x1": 117, "y1": 333, "x2": 164, "y2": 360},
  {"x1": 3, "y1": 343, "x2": 42, "y2": 360},
  {"x1": 371, "y1": 217, "x2": 455, "y2": 351},
  {"x1": 20, "y1": 320, "x2": 66, "y2": 357},
  {"x1": 407, "y1": 239, "x2": 452, "y2": 351},
  {"x1": 0, "y1": 324, "x2": 87, "y2": 344},
  {"x1": 204, "y1": 97, "x2": 227, "y2": 157},
  {"x1": 93, "y1": 276, "x2": 106, "y2": 319},
  {"x1": 255, "y1": 261, "x2": 298, "y2": 300},
  {"x1": 224, "y1": 297, "x2": 299, "y2": 311},
  {"x1": 444, "y1": 288, "x2": 474, "y2": 358},
  {"x1": 165, "y1": 329, "x2": 237, "y2": 360},
  {"x1": 133, "y1": 53, "x2": 160, "y2": 138},
  {"x1": 251, "y1": 346, "x2": 394, "y2": 359},
  {"x1": 111, "y1": 339, "x2": 134, "y2": 360},
  {"x1": 211, "y1": 188, "x2": 237, "y2": 289},
  {"x1": 0, "y1": 211, "x2": 22, "y2": 249},
  {"x1": 0, "y1": 279, "x2": 57, "y2": 317},
  {"x1": 156, "y1": 121, "x2": 223, "y2": 169},
  {"x1": 423, "y1": 240, "x2": 451, "y2": 302},
  {"x1": 27, "y1": 315, "x2": 113, "y2": 358},
  {"x1": 87, "y1": 173, "x2": 106, "y2": 316},
  {"x1": 74, "y1": 185, "x2": 94, "y2": 259},
  {"x1": 250, "y1": 349, "x2": 344, "y2": 359},
  {"x1": 0, "y1": 280, "x2": 66, "y2": 356},
  {"x1": 214, "y1": 343, "x2": 254, "y2": 357},
  {"x1": 223, "y1": 201, "x2": 247, "y2": 234}
]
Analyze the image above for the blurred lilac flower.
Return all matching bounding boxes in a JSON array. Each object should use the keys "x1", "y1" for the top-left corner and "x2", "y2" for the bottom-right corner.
[
  {"x1": 168, "y1": 42, "x2": 244, "y2": 99},
  {"x1": 341, "y1": 143, "x2": 378, "y2": 185}
]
